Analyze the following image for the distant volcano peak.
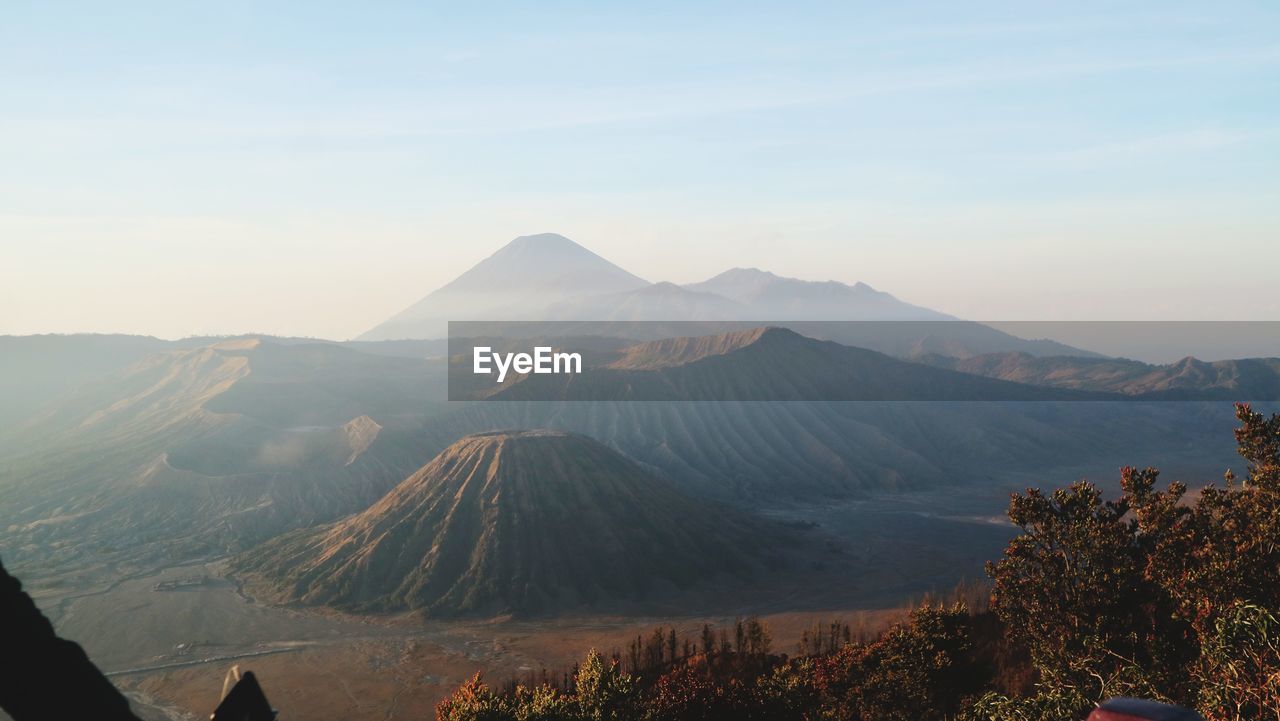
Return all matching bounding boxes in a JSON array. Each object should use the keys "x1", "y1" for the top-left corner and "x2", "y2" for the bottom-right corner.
[
  {"x1": 358, "y1": 233, "x2": 649, "y2": 339},
  {"x1": 495, "y1": 232, "x2": 588, "y2": 256}
]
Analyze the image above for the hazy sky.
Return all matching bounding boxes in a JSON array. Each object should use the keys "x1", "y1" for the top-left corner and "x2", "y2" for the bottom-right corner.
[{"x1": 3, "y1": 1, "x2": 1278, "y2": 339}]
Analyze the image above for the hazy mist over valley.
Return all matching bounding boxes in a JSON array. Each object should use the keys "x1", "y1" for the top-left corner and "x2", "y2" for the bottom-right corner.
[
  {"x1": 4, "y1": 230, "x2": 1277, "y2": 720},
  {"x1": 3, "y1": 4, "x2": 1279, "y2": 721}
]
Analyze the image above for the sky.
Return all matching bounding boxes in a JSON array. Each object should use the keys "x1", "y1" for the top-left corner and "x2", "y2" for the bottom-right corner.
[{"x1": 2, "y1": 1, "x2": 1278, "y2": 339}]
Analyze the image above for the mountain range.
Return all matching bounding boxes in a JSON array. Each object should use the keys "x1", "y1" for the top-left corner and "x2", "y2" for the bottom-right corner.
[
  {"x1": 0, "y1": 233, "x2": 1092, "y2": 429},
  {"x1": 685, "y1": 267, "x2": 947, "y2": 320},
  {"x1": 360, "y1": 232, "x2": 1107, "y2": 367},
  {"x1": 1, "y1": 328, "x2": 1251, "y2": 580},
  {"x1": 458, "y1": 326, "x2": 1280, "y2": 402},
  {"x1": 1, "y1": 231, "x2": 1273, "y2": 618},
  {"x1": 359, "y1": 233, "x2": 978, "y2": 339},
  {"x1": 478, "y1": 327, "x2": 1107, "y2": 401}
]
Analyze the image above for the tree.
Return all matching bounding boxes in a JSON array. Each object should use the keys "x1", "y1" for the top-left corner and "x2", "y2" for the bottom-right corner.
[
  {"x1": 986, "y1": 480, "x2": 1180, "y2": 705},
  {"x1": 508, "y1": 683, "x2": 575, "y2": 721},
  {"x1": 574, "y1": 649, "x2": 639, "y2": 721},
  {"x1": 646, "y1": 662, "x2": 754, "y2": 721},
  {"x1": 744, "y1": 617, "x2": 771, "y2": 656},
  {"x1": 435, "y1": 673, "x2": 511, "y2": 721},
  {"x1": 854, "y1": 604, "x2": 977, "y2": 720},
  {"x1": 1130, "y1": 405, "x2": 1280, "y2": 633},
  {"x1": 647, "y1": 629, "x2": 665, "y2": 668},
  {"x1": 755, "y1": 658, "x2": 821, "y2": 721}
]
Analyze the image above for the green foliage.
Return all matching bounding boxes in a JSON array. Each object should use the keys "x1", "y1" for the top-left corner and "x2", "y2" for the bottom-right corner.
[
  {"x1": 1196, "y1": 603, "x2": 1280, "y2": 721},
  {"x1": 1233, "y1": 402, "x2": 1280, "y2": 490},
  {"x1": 508, "y1": 684, "x2": 577, "y2": 721},
  {"x1": 575, "y1": 650, "x2": 641, "y2": 721},
  {"x1": 961, "y1": 688, "x2": 1089, "y2": 721}
]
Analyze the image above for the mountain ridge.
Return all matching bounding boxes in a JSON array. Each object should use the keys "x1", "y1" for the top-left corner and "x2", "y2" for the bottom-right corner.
[
  {"x1": 357, "y1": 232, "x2": 1105, "y2": 359},
  {"x1": 684, "y1": 267, "x2": 949, "y2": 321},
  {"x1": 920, "y1": 351, "x2": 1280, "y2": 399},
  {"x1": 357, "y1": 233, "x2": 961, "y2": 340},
  {"x1": 484, "y1": 326, "x2": 1111, "y2": 402}
]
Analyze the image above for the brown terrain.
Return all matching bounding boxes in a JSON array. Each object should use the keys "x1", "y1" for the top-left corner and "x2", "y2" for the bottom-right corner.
[
  {"x1": 28, "y1": 553, "x2": 937, "y2": 721},
  {"x1": 12, "y1": 481, "x2": 1000, "y2": 721},
  {"x1": 233, "y1": 431, "x2": 794, "y2": 616}
]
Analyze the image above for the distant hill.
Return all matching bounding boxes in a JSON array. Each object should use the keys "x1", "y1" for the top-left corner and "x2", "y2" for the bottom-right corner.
[
  {"x1": 0, "y1": 334, "x2": 173, "y2": 430},
  {"x1": 802, "y1": 320, "x2": 1099, "y2": 360},
  {"x1": 359, "y1": 233, "x2": 649, "y2": 340},
  {"x1": 235, "y1": 431, "x2": 788, "y2": 616},
  {"x1": 684, "y1": 267, "x2": 947, "y2": 320},
  {"x1": 921, "y1": 352, "x2": 1280, "y2": 400},
  {"x1": 0, "y1": 339, "x2": 447, "y2": 572},
  {"x1": 12, "y1": 339, "x2": 445, "y2": 444},
  {"x1": 484, "y1": 327, "x2": 1107, "y2": 401},
  {"x1": 0, "y1": 333, "x2": 451, "y2": 432}
]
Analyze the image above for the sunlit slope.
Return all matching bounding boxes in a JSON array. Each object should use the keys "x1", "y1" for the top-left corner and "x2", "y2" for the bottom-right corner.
[
  {"x1": 0, "y1": 333, "x2": 174, "y2": 430},
  {"x1": 0, "y1": 340, "x2": 445, "y2": 570}
]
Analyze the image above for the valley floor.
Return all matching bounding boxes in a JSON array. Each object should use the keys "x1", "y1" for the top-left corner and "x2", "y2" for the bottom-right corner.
[{"x1": 9, "y1": 487, "x2": 1025, "y2": 721}]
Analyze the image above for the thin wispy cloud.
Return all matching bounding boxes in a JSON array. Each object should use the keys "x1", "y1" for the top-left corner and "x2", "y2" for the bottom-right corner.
[
  {"x1": 3, "y1": 1, "x2": 1278, "y2": 336},
  {"x1": 4, "y1": 46, "x2": 1277, "y2": 146}
]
